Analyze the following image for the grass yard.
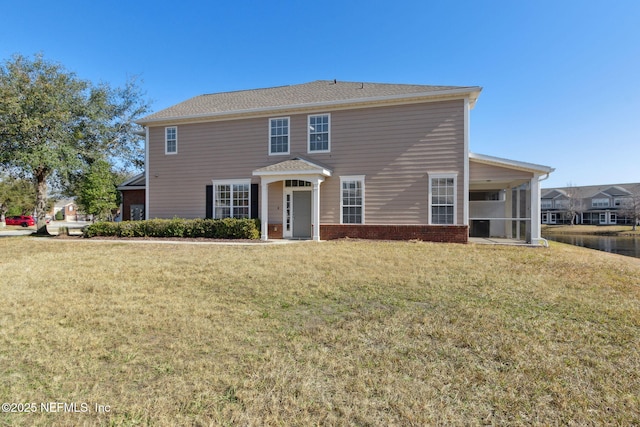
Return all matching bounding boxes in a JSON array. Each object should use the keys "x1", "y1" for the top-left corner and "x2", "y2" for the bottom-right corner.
[{"x1": 1, "y1": 237, "x2": 639, "y2": 426}]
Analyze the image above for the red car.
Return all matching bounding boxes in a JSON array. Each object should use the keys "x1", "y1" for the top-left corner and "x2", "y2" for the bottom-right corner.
[{"x1": 5, "y1": 215, "x2": 36, "y2": 227}]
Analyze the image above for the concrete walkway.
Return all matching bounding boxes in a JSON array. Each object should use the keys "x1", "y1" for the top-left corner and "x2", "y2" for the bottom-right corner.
[
  {"x1": 25, "y1": 236, "x2": 309, "y2": 246},
  {"x1": 469, "y1": 237, "x2": 542, "y2": 246}
]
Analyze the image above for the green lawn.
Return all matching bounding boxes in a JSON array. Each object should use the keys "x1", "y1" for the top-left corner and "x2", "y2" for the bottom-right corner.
[{"x1": 1, "y1": 237, "x2": 639, "y2": 425}]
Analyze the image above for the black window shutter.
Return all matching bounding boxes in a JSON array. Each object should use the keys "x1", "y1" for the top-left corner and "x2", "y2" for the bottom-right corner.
[
  {"x1": 251, "y1": 183, "x2": 259, "y2": 219},
  {"x1": 205, "y1": 185, "x2": 213, "y2": 219}
]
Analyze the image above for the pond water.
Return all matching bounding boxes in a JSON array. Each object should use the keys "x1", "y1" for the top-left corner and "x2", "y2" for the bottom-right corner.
[{"x1": 543, "y1": 234, "x2": 640, "y2": 259}]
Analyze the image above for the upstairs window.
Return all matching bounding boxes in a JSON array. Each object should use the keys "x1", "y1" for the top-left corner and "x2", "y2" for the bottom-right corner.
[
  {"x1": 165, "y1": 126, "x2": 177, "y2": 154},
  {"x1": 592, "y1": 198, "x2": 609, "y2": 208},
  {"x1": 269, "y1": 117, "x2": 289, "y2": 155},
  {"x1": 430, "y1": 174, "x2": 457, "y2": 225},
  {"x1": 308, "y1": 114, "x2": 330, "y2": 152}
]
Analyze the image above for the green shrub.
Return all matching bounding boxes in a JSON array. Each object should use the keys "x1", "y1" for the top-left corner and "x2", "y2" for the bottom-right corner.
[
  {"x1": 83, "y1": 218, "x2": 260, "y2": 240},
  {"x1": 83, "y1": 221, "x2": 119, "y2": 238}
]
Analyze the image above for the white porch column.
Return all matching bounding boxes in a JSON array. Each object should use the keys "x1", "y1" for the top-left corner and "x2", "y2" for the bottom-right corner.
[
  {"x1": 505, "y1": 187, "x2": 513, "y2": 238},
  {"x1": 312, "y1": 181, "x2": 321, "y2": 241},
  {"x1": 260, "y1": 182, "x2": 269, "y2": 241},
  {"x1": 530, "y1": 174, "x2": 543, "y2": 245},
  {"x1": 515, "y1": 187, "x2": 521, "y2": 241}
]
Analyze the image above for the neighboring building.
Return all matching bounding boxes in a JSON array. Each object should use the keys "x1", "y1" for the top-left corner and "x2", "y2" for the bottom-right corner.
[
  {"x1": 541, "y1": 183, "x2": 640, "y2": 225},
  {"x1": 117, "y1": 173, "x2": 145, "y2": 221},
  {"x1": 51, "y1": 199, "x2": 78, "y2": 221},
  {"x1": 134, "y1": 80, "x2": 554, "y2": 243}
]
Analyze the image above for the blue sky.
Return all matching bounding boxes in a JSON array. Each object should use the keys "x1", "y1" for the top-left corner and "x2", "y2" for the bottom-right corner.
[{"x1": 2, "y1": 0, "x2": 638, "y2": 188}]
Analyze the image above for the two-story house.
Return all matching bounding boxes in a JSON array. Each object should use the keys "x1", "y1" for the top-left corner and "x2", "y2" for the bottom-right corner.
[
  {"x1": 133, "y1": 80, "x2": 554, "y2": 244},
  {"x1": 541, "y1": 183, "x2": 640, "y2": 225}
]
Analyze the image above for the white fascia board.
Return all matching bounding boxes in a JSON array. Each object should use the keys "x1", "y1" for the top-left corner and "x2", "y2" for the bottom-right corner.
[
  {"x1": 118, "y1": 172, "x2": 146, "y2": 188},
  {"x1": 470, "y1": 152, "x2": 555, "y2": 175},
  {"x1": 137, "y1": 87, "x2": 483, "y2": 126},
  {"x1": 117, "y1": 185, "x2": 146, "y2": 191},
  {"x1": 590, "y1": 190, "x2": 613, "y2": 199}
]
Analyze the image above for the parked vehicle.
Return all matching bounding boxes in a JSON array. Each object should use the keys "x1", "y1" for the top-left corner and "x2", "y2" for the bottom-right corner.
[{"x1": 5, "y1": 215, "x2": 36, "y2": 227}]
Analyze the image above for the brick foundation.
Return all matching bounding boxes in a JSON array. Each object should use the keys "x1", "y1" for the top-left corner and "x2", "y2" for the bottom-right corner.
[{"x1": 319, "y1": 224, "x2": 468, "y2": 243}]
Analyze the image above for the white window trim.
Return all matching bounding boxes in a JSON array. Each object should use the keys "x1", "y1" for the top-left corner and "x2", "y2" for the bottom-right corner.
[
  {"x1": 268, "y1": 117, "x2": 290, "y2": 156},
  {"x1": 212, "y1": 179, "x2": 251, "y2": 219},
  {"x1": 541, "y1": 200, "x2": 553, "y2": 209},
  {"x1": 307, "y1": 113, "x2": 331, "y2": 153},
  {"x1": 165, "y1": 126, "x2": 178, "y2": 155},
  {"x1": 340, "y1": 175, "x2": 365, "y2": 225},
  {"x1": 428, "y1": 173, "x2": 458, "y2": 225},
  {"x1": 592, "y1": 198, "x2": 610, "y2": 208},
  {"x1": 282, "y1": 182, "x2": 314, "y2": 238}
]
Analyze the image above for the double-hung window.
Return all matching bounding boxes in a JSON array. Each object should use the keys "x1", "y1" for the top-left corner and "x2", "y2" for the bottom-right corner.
[
  {"x1": 213, "y1": 180, "x2": 250, "y2": 219},
  {"x1": 269, "y1": 117, "x2": 289, "y2": 155},
  {"x1": 429, "y1": 174, "x2": 457, "y2": 225},
  {"x1": 341, "y1": 176, "x2": 365, "y2": 224},
  {"x1": 308, "y1": 114, "x2": 330, "y2": 153},
  {"x1": 592, "y1": 198, "x2": 609, "y2": 208},
  {"x1": 165, "y1": 126, "x2": 177, "y2": 154}
]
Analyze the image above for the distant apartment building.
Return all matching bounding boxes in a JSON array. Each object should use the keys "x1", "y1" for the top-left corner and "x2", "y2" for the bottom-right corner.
[{"x1": 541, "y1": 183, "x2": 640, "y2": 225}]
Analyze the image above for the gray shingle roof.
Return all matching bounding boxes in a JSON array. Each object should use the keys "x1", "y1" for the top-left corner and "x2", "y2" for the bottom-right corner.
[
  {"x1": 253, "y1": 157, "x2": 332, "y2": 176},
  {"x1": 117, "y1": 172, "x2": 145, "y2": 189},
  {"x1": 139, "y1": 80, "x2": 480, "y2": 123},
  {"x1": 542, "y1": 183, "x2": 640, "y2": 199}
]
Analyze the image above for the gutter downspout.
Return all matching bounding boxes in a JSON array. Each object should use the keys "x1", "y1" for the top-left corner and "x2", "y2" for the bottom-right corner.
[
  {"x1": 463, "y1": 97, "x2": 470, "y2": 227},
  {"x1": 144, "y1": 126, "x2": 149, "y2": 220}
]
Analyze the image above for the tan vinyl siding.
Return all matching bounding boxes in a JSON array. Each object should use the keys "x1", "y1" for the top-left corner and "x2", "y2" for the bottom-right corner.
[
  {"x1": 147, "y1": 99, "x2": 465, "y2": 224},
  {"x1": 316, "y1": 100, "x2": 465, "y2": 225},
  {"x1": 148, "y1": 119, "x2": 266, "y2": 218},
  {"x1": 268, "y1": 182, "x2": 283, "y2": 224}
]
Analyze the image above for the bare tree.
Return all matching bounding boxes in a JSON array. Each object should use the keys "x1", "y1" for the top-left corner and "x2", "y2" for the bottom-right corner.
[
  {"x1": 620, "y1": 191, "x2": 640, "y2": 231},
  {"x1": 564, "y1": 183, "x2": 585, "y2": 225}
]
